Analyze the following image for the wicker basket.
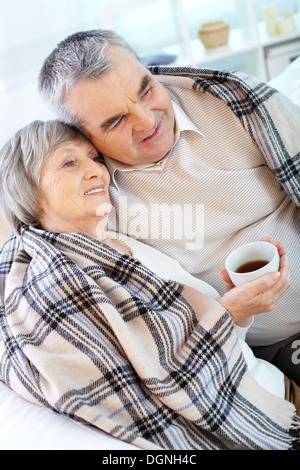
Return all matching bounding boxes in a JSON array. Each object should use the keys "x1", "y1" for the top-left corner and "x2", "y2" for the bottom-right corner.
[{"x1": 198, "y1": 21, "x2": 230, "y2": 48}]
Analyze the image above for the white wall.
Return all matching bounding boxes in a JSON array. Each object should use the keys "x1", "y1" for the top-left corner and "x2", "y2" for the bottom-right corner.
[{"x1": 0, "y1": 0, "x2": 104, "y2": 146}]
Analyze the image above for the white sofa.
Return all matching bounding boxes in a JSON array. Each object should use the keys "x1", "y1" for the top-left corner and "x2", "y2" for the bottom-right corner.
[
  {"x1": 0, "y1": 57, "x2": 299, "y2": 450},
  {"x1": 0, "y1": 380, "x2": 138, "y2": 450}
]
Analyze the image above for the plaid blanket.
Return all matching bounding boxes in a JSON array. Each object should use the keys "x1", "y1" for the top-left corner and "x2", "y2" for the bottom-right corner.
[
  {"x1": 149, "y1": 66, "x2": 300, "y2": 207},
  {"x1": 0, "y1": 226, "x2": 299, "y2": 450}
]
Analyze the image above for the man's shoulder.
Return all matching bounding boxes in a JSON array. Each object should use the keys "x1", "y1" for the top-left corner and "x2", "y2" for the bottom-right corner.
[
  {"x1": 149, "y1": 66, "x2": 260, "y2": 88},
  {"x1": 151, "y1": 66, "x2": 265, "y2": 105},
  {"x1": 153, "y1": 70, "x2": 205, "y2": 106}
]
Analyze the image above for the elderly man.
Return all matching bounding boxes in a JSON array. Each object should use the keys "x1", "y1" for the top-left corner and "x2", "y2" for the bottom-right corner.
[{"x1": 38, "y1": 30, "x2": 299, "y2": 382}]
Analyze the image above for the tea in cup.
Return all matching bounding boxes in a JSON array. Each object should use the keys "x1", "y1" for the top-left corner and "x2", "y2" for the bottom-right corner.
[{"x1": 225, "y1": 241, "x2": 280, "y2": 286}]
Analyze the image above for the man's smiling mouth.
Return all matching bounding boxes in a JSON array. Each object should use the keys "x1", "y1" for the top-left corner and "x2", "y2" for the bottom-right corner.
[
  {"x1": 140, "y1": 119, "x2": 161, "y2": 143},
  {"x1": 143, "y1": 125, "x2": 157, "y2": 141}
]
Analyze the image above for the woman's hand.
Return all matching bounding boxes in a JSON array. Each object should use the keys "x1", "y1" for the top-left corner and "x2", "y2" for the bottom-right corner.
[{"x1": 219, "y1": 238, "x2": 290, "y2": 327}]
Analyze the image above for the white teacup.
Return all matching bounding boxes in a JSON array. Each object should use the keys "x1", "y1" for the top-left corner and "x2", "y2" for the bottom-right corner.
[{"x1": 225, "y1": 241, "x2": 280, "y2": 286}]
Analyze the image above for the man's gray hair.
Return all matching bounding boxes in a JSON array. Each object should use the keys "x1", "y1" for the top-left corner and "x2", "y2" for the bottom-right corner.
[
  {"x1": 38, "y1": 30, "x2": 140, "y2": 130},
  {"x1": 0, "y1": 120, "x2": 88, "y2": 234}
]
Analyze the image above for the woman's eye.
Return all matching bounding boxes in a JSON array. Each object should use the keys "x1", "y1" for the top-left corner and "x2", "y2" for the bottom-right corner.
[
  {"x1": 64, "y1": 160, "x2": 75, "y2": 167},
  {"x1": 92, "y1": 155, "x2": 103, "y2": 163}
]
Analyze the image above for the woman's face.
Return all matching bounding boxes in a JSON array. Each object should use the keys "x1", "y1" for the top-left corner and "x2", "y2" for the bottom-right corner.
[{"x1": 39, "y1": 139, "x2": 112, "y2": 236}]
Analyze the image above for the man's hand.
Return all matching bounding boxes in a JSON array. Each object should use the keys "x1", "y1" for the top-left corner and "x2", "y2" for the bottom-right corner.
[{"x1": 219, "y1": 238, "x2": 290, "y2": 327}]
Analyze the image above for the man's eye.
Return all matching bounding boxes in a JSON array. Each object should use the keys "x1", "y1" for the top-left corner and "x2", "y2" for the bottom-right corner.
[
  {"x1": 142, "y1": 87, "x2": 152, "y2": 99},
  {"x1": 112, "y1": 116, "x2": 124, "y2": 129}
]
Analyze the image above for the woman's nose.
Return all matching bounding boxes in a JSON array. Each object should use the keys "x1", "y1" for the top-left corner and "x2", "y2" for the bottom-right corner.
[{"x1": 84, "y1": 160, "x2": 103, "y2": 180}]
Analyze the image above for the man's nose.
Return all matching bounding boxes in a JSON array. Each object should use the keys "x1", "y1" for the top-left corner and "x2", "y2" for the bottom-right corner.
[{"x1": 132, "y1": 104, "x2": 155, "y2": 131}]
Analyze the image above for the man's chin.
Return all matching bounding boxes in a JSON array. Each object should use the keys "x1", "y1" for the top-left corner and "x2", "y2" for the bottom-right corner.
[{"x1": 139, "y1": 142, "x2": 173, "y2": 165}]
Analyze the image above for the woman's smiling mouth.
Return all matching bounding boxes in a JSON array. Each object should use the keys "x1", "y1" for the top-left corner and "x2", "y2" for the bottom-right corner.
[{"x1": 84, "y1": 186, "x2": 105, "y2": 196}]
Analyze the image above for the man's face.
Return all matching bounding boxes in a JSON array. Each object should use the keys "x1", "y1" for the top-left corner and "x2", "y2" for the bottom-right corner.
[{"x1": 66, "y1": 47, "x2": 175, "y2": 166}]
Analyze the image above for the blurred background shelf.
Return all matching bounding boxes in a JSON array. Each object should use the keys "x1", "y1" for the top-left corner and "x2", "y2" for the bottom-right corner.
[
  {"x1": 99, "y1": 0, "x2": 300, "y2": 81},
  {"x1": 1, "y1": 0, "x2": 300, "y2": 145}
]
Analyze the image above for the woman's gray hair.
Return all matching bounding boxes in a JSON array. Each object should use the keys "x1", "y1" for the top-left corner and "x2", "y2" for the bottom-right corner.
[
  {"x1": 0, "y1": 120, "x2": 89, "y2": 234},
  {"x1": 38, "y1": 30, "x2": 140, "y2": 130}
]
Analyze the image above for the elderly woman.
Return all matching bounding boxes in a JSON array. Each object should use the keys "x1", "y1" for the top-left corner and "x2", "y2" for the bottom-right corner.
[{"x1": 0, "y1": 120, "x2": 299, "y2": 450}]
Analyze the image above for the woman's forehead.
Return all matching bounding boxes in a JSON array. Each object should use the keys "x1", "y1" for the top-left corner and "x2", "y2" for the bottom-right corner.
[{"x1": 46, "y1": 139, "x2": 97, "y2": 163}]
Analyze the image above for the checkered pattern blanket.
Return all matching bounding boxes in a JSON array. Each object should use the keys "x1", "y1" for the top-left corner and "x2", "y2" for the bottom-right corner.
[
  {"x1": 0, "y1": 226, "x2": 299, "y2": 450},
  {"x1": 149, "y1": 66, "x2": 300, "y2": 207}
]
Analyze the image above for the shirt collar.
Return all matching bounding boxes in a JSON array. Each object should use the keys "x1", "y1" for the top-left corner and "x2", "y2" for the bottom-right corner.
[
  {"x1": 104, "y1": 100, "x2": 205, "y2": 191},
  {"x1": 172, "y1": 100, "x2": 204, "y2": 144}
]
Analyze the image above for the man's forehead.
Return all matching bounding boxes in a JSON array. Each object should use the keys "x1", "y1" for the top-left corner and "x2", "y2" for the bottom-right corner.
[
  {"x1": 98, "y1": 72, "x2": 151, "y2": 132},
  {"x1": 107, "y1": 45, "x2": 151, "y2": 86},
  {"x1": 67, "y1": 46, "x2": 153, "y2": 130},
  {"x1": 107, "y1": 44, "x2": 140, "y2": 66},
  {"x1": 96, "y1": 51, "x2": 153, "y2": 131}
]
